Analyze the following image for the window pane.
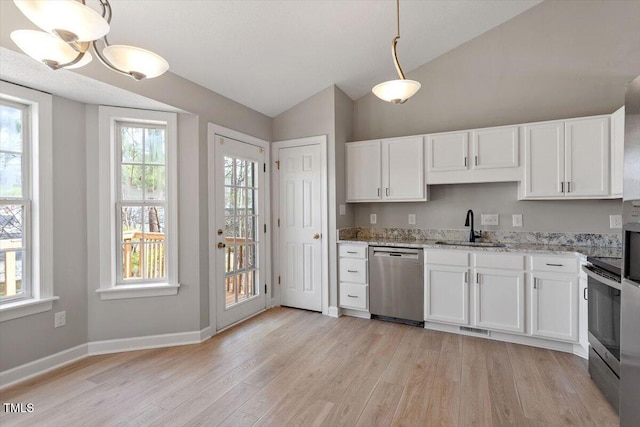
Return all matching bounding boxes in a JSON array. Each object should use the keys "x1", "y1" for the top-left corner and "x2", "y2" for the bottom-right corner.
[
  {"x1": 143, "y1": 242, "x2": 166, "y2": 279},
  {"x1": 121, "y1": 164, "x2": 143, "y2": 200},
  {"x1": 0, "y1": 250, "x2": 24, "y2": 298},
  {"x1": 121, "y1": 126, "x2": 143, "y2": 163},
  {"x1": 0, "y1": 104, "x2": 23, "y2": 152},
  {"x1": 144, "y1": 165, "x2": 165, "y2": 200},
  {"x1": 122, "y1": 243, "x2": 142, "y2": 279},
  {"x1": 144, "y1": 128, "x2": 165, "y2": 165},
  {"x1": 0, "y1": 204, "x2": 24, "y2": 248},
  {"x1": 235, "y1": 159, "x2": 246, "y2": 187},
  {"x1": 121, "y1": 206, "x2": 143, "y2": 242},
  {"x1": 144, "y1": 206, "x2": 165, "y2": 235},
  {"x1": 0, "y1": 152, "x2": 22, "y2": 198}
]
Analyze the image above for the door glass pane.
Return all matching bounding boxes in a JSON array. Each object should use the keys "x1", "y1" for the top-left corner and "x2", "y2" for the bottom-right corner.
[{"x1": 235, "y1": 159, "x2": 246, "y2": 187}]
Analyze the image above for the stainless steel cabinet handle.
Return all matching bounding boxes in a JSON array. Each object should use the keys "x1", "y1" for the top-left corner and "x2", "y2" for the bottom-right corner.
[
  {"x1": 475, "y1": 156, "x2": 478, "y2": 166},
  {"x1": 534, "y1": 278, "x2": 537, "y2": 289},
  {"x1": 378, "y1": 188, "x2": 381, "y2": 197},
  {"x1": 464, "y1": 272, "x2": 468, "y2": 283},
  {"x1": 347, "y1": 294, "x2": 358, "y2": 298},
  {"x1": 476, "y1": 273, "x2": 480, "y2": 283},
  {"x1": 583, "y1": 288, "x2": 588, "y2": 301},
  {"x1": 464, "y1": 157, "x2": 468, "y2": 167},
  {"x1": 567, "y1": 181, "x2": 571, "y2": 193},
  {"x1": 386, "y1": 188, "x2": 390, "y2": 196},
  {"x1": 560, "y1": 182, "x2": 564, "y2": 193},
  {"x1": 346, "y1": 251, "x2": 357, "y2": 254},
  {"x1": 347, "y1": 270, "x2": 358, "y2": 273},
  {"x1": 546, "y1": 263, "x2": 563, "y2": 267}
]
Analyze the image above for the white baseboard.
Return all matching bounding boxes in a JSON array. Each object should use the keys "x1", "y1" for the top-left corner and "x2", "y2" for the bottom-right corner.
[
  {"x1": 340, "y1": 308, "x2": 371, "y2": 319},
  {"x1": 0, "y1": 343, "x2": 88, "y2": 390},
  {"x1": 326, "y1": 306, "x2": 340, "y2": 318},
  {"x1": 0, "y1": 326, "x2": 213, "y2": 391}
]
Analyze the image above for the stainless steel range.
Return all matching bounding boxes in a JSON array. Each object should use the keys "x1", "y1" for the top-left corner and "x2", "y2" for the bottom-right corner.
[{"x1": 583, "y1": 256, "x2": 622, "y2": 411}]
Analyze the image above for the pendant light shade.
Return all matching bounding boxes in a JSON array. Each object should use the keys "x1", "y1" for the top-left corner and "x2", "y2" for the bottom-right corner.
[
  {"x1": 10, "y1": 0, "x2": 168, "y2": 81},
  {"x1": 13, "y1": 0, "x2": 110, "y2": 42},
  {"x1": 103, "y1": 45, "x2": 170, "y2": 80},
  {"x1": 372, "y1": 0, "x2": 420, "y2": 104},
  {"x1": 10, "y1": 30, "x2": 93, "y2": 69}
]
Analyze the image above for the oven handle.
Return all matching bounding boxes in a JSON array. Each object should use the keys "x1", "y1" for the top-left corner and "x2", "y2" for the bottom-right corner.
[{"x1": 582, "y1": 265, "x2": 622, "y2": 291}]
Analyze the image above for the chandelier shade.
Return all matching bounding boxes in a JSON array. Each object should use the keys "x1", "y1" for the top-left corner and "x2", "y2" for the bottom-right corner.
[
  {"x1": 10, "y1": 30, "x2": 93, "y2": 69},
  {"x1": 10, "y1": 0, "x2": 168, "y2": 81},
  {"x1": 13, "y1": 0, "x2": 110, "y2": 42}
]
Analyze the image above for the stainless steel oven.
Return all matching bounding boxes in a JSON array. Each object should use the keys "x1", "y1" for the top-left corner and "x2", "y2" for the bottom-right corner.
[{"x1": 583, "y1": 256, "x2": 622, "y2": 412}]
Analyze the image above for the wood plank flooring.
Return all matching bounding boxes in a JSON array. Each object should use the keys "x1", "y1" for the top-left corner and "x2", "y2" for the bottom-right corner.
[{"x1": 0, "y1": 307, "x2": 619, "y2": 427}]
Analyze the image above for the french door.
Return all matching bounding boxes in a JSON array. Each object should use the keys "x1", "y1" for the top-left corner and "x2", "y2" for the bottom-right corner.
[{"x1": 214, "y1": 135, "x2": 266, "y2": 329}]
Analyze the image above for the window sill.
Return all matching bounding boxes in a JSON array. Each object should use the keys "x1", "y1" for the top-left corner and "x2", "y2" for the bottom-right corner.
[
  {"x1": 0, "y1": 296, "x2": 60, "y2": 322},
  {"x1": 96, "y1": 283, "x2": 180, "y2": 300}
]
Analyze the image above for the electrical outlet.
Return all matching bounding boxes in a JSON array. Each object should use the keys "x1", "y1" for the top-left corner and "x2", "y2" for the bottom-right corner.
[
  {"x1": 54, "y1": 311, "x2": 66, "y2": 328},
  {"x1": 512, "y1": 214, "x2": 523, "y2": 227},
  {"x1": 610, "y1": 214, "x2": 622, "y2": 229},
  {"x1": 408, "y1": 214, "x2": 416, "y2": 225},
  {"x1": 481, "y1": 214, "x2": 499, "y2": 226},
  {"x1": 370, "y1": 213, "x2": 377, "y2": 224}
]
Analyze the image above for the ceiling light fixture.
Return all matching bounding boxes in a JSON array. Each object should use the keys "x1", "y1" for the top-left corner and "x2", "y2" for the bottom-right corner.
[
  {"x1": 372, "y1": 0, "x2": 421, "y2": 104},
  {"x1": 10, "y1": 0, "x2": 169, "y2": 81}
]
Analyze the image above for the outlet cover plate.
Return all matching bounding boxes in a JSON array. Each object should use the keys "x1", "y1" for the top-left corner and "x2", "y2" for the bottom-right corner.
[
  {"x1": 370, "y1": 213, "x2": 377, "y2": 224},
  {"x1": 481, "y1": 214, "x2": 499, "y2": 226},
  {"x1": 408, "y1": 214, "x2": 416, "y2": 225},
  {"x1": 610, "y1": 214, "x2": 622, "y2": 229},
  {"x1": 512, "y1": 214, "x2": 523, "y2": 227},
  {"x1": 54, "y1": 311, "x2": 66, "y2": 328}
]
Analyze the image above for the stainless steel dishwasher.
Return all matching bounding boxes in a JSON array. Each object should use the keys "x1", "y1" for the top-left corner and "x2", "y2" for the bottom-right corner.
[{"x1": 369, "y1": 246, "x2": 424, "y2": 325}]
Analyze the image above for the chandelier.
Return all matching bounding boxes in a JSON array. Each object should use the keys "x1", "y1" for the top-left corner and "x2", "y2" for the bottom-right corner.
[
  {"x1": 372, "y1": 0, "x2": 421, "y2": 104},
  {"x1": 10, "y1": 0, "x2": 169, "y2": 81}
]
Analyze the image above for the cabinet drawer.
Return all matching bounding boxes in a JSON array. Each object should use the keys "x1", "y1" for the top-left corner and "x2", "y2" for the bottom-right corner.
[
  {"x1": 339, "y1": 244, "x2": 367, "y2": 259},
  {"x1": 426, "y1": 250, "x2": 469, "y2": 266},
  {"x1": 339, "y1": 258, "x2": 367, "y2": 283},
  {"x1": 531, "y1": 256, "x2": 578, "y2": 274},
  {"x1": 340, "y1": 283, "x2": 368, "y2": 310},
  {"x1": 475, "y1": 253, "x2": 524, "y2": 270}
]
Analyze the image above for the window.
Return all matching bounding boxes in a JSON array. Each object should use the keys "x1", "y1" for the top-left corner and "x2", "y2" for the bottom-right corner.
[
  {"x1": 0, "y1": 82, "x2": 55, "y2": 322},
  {"x1": 97, "y1": 107, "x2": 178, "y2": 299}
]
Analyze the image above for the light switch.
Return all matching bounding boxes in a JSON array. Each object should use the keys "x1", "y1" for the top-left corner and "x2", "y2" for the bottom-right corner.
[
  {"x1": 512, "y1": 214, "x2": 523, "y2": 227},
  {"x1": 339, "y1": 204, "x2": 346, "y2": 216},
  {"x1": 408, "y1": 214, "x2": 416, "y2": 225},
  {"x1": 370, "y1": 214, "x2": 377, "y2": 224},
  {"x1": 609, "y1": 214, "x2": 622, "y2": 229}
]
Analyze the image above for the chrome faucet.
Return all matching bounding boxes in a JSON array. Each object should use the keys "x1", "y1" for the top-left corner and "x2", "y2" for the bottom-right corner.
[{"x1": 464, "y1": 209, "x2": 482, "y2": 242}]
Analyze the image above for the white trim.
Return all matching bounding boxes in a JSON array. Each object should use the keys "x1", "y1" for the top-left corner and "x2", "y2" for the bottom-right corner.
[
  {"x1": 207, "y1": 123, "x2": 271, "y2": 332},
  {"x1": 87, "y1": 329, "x2": 205, "y2": 355},
  {"x1": 200, "y1": 326, "x2": 213, "y2": 342},
  {"x1": 0, "y1": 296, "x2": 59, "y2": 322},
  {"x1": 0, "y1": 343, "x2": 88, "y2": 390},
  {"x1": 272, "y1": 136, "x2": 329, "y2": 315},
  {"x1": 340, "y1": 307, "x2": 371, "y2": 319},
  {"x1": 327, "y1": 306, "x2": 340, "y2": 318},
  {"x1": 97, "y1": 106, "x2": 179, "y2": 300},
  {"x1": 0, "y1": 81, "x2": 55, "y2": 321}
]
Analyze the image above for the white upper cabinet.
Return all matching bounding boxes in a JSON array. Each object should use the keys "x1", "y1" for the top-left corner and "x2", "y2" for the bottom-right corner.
[
  {"x1": 610, "y1": 106, "x2": 625, "y2": 198},
  {"x1": 345, "y1": 140, "x2": 382, "y2": 202},
  {"x1": 427, "y1": 125, "x2": 520, "y2": 184},
  {"x1": 346, "y1": 136, "x2": 426, "y2": 203},
  {"x1": 520, "y1": 116, "x2": 610, "y2": 199}
]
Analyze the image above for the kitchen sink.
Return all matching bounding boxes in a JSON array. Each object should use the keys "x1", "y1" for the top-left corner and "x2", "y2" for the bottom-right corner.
[{"x1": 434, "y1": 241, "x2": 507, "y2": 248}]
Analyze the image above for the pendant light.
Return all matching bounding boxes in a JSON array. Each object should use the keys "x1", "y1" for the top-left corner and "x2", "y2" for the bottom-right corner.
[
  {"x1": 10, "y1": 0, "x2": 169, "y2": 81},
  {"x1": 372, "y1": 0, "x2": 421, "y2": 104}
]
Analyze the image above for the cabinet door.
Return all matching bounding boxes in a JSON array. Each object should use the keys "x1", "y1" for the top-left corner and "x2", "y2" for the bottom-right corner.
[
  {"x1": 523, "y1": 121, "x2": 564, "y2": 198},
  {"x1": 474, "y1": 268, "x2": 525, "y2": 334},
  {"x1": 427, "y1": 131, "x2": 469, "y2": 172},
  {"x1": 565, "y1": 117, "x2": 610, "y2": 197},
  {"x1": 345, "y1": 140, "x2": 381, "y2": 202},
  {"x1": 425, "y1": 265, "x2": 469, "y2": 325},
  {"x1": 610, "y1": 107, "x2": 624, "y2": 197},
  {"x1": 471, "y1": 126, "x2": 519, "y2": 170},
  {"x1": 382, "y1": 136, "x2": 425, "y2": 201},
  {"x1": 531, "y1": 273, "x2": 579, "y2": 342}
]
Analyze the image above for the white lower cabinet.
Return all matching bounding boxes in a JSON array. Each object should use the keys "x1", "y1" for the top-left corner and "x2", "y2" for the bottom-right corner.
[
  {"x1": 530, "y1": 272, "x2": 579, "y2": 342},
  {"x1": 474, "y1": 268, "x2": 525, "y2": 334},
  {"x1": 425, "y1": 265, "x2": 470, "y2": 325},
  {"x1": 338, "y1": 243, "x2": 369, "y2": 313}
]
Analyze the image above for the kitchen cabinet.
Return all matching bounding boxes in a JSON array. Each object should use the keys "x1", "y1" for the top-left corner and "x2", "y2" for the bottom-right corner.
[
  {"x1": 426, "y1": 125, "x2": 520, "y2": 184},
  {"x1": 338, "y1": 243, "x2": 369, "y2": 313},
  {"x1": 345, "y1": 136, "x2": 426, "y2": 202},
  {"x1": 610, "y1": 106, "x2": 625, "y2": 197},
  {"x1": 521, "y1": 116, "x2": 610, "y2": 199},
  {"x1": 474, "y1": 268, "x2": 526, "y2": 334},
  {"x1": 425, "y1": 264, "x2": 470, "y2": 326}
]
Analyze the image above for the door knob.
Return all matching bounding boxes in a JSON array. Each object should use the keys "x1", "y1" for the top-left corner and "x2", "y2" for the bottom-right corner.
[
  {"x1": 217, "y1": 242, "x2": 226, "y2": 249},
  {"x1": 313, "y1": 233, "x2": 320, "y2": 240}
]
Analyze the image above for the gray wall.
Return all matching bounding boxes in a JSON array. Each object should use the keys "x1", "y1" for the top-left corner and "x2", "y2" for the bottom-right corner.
[
  {"x1": 0, "y1": 96, "x2": 89, "y2": 371},
  {"x1": 351, "y1": 0, "x2": 637, "y2": 233},
  {"x1": 354, "y1": 182, "x2": 622, "y2": 234}
]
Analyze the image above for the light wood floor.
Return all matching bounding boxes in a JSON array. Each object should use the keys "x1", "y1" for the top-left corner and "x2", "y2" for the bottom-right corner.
[{"x1": 0, "y1": 307, "x2": 619, "y2": 427}]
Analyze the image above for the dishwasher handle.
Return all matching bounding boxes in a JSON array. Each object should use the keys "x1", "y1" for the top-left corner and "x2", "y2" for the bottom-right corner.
[{"x1": 371, "y1": 247, "x2": 421, "y2": 260}]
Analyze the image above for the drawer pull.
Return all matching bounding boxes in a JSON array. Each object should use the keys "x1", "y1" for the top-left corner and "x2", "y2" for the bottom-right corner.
[
  {"x1": 546, "y1": 263, "x2": 563, "y2": 267},
  {"x1": 347, "y1": 294, "x2": 359, "y2": 298},
  {"x1": 347, "y1": 270, "x2": 358, "y2": 273},
  {"x1": 346, "y1": 251, "x2": 358, "y2": 254}
]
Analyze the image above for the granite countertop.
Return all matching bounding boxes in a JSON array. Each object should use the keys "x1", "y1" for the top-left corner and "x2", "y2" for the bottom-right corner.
[{"x1": 337, "y1": 237, "x2": 622, "y2": 259}]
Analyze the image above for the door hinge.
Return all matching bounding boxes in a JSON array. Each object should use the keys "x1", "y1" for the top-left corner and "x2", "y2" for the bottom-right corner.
[
  {"x1": 264, "y1": 223, "x2": 267, "y2": 233},
  {"x1": 264, "y1": 163, "x2": 266, "y2": 173},
  {"x1": 277, "y1": 218, "x2": 280, "y2": 227},
  {"x1": 278, "y1": 276, "x2": 281, "y2": 285},
  {"x1": 275, "y1": 160, "x2": 280, "y2": 170}
]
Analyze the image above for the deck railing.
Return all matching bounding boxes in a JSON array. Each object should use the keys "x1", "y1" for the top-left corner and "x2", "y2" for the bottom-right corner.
[
  {"x1": 123, "y1": 231, "x2": 166, "y2": 279},
  {"x1": 0, "y1": 238, "x2": 22, "y2": 297}
]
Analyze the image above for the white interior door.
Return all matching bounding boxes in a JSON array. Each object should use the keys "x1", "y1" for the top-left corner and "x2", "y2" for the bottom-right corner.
[
  {"x1": 278, "y1": 144, "x2": 323, "y2": 311},
  {"x1": 215, "y1": 135, "x2": 266, "y2": 330}
]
